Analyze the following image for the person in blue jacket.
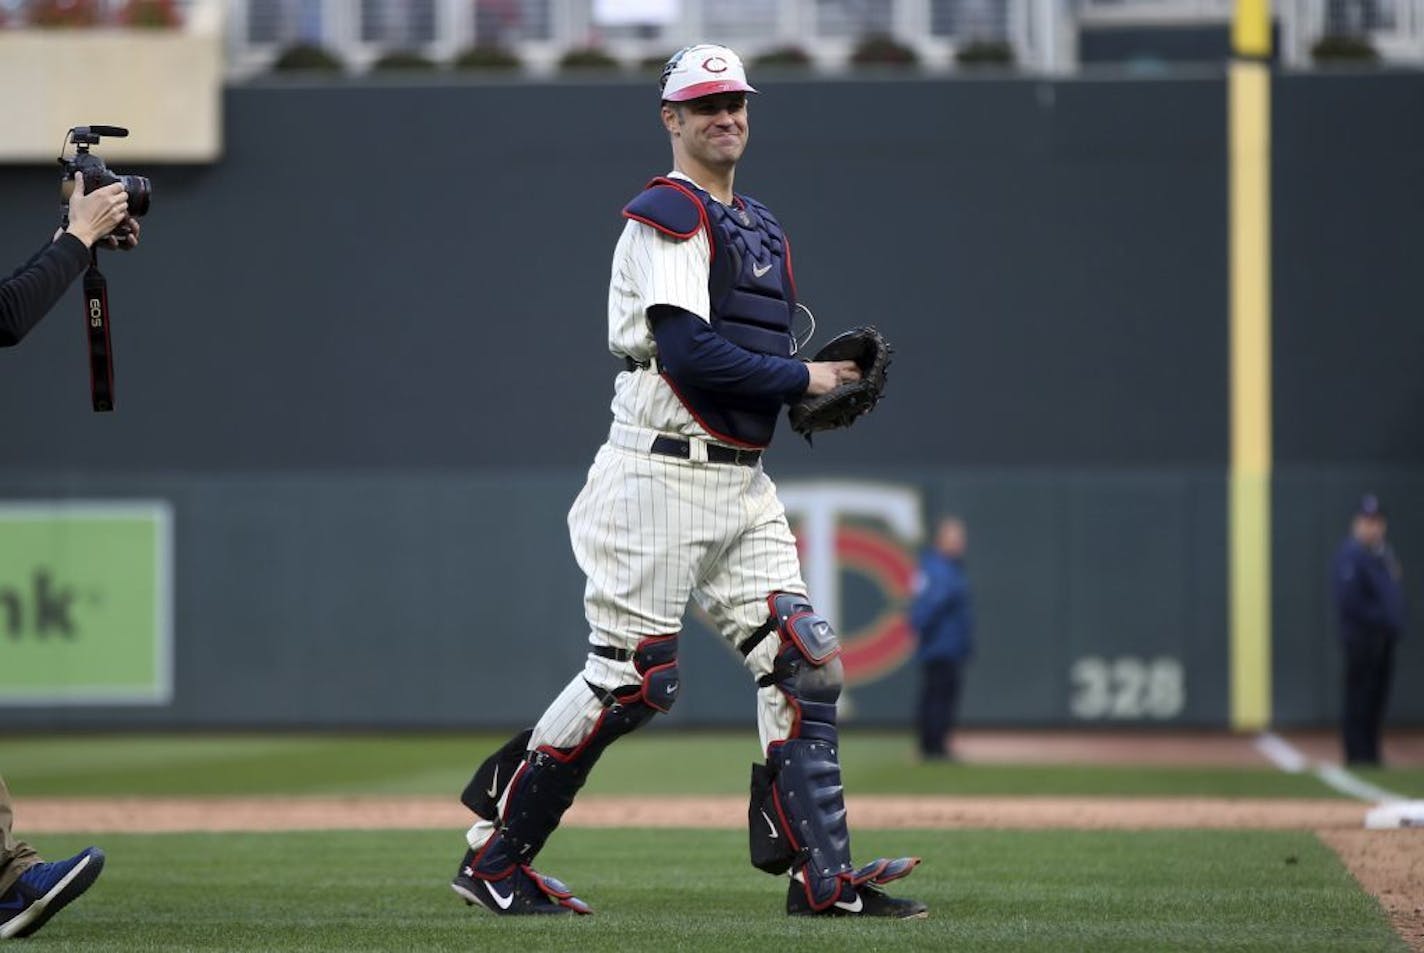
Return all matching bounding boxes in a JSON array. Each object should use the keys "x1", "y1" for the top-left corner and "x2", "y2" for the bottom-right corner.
[
  {"x1": 1331, "y1": 494, "x2": 1405, "y2": 766},
  {"x1": 909, "y1": 516, "x2": 974, "y2": 760}
]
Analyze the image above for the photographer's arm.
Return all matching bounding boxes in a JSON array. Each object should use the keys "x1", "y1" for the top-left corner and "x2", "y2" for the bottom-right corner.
[
  {"x1": 0, "y1": 235, "x2": 89, "y2": 348},
  {"x1": 0, "y1": 173, "x2": 131, "y2": 348}
]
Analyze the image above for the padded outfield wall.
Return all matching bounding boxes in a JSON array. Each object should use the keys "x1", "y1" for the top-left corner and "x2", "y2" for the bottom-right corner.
[{"x1": 0, "y1": 73, "x2": 1419, "y2": 729}]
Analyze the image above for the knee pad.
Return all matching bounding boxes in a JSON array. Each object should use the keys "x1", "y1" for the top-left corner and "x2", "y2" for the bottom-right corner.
[
  {"x1": 745, "y1": 593, "x2": 842, "y2": 739},
  {"x1": 590, "y1": 633, "x2": 681, "y2": 713}
]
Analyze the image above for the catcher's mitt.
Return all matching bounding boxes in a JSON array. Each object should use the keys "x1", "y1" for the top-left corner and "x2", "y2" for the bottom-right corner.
[{"x1": 787, "y1": 325, "x2": 892, "y2": 443}]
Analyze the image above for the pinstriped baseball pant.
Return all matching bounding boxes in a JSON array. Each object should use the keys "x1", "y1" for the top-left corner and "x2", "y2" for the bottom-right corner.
[
  {"x1": 466, "y1": 427, "x2": 808, "y2": 850},
  {"x1": 545, "y1": 424, "x2": 807, "y2": 753}
]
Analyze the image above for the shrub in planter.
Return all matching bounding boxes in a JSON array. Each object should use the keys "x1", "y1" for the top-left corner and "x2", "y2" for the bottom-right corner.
[
  {"x1": 1311, "y1": 34, "x2": 1379, "y2": 62},
  {"x1": 271, "y1": 42, "x2": 345, "y2": 73},
  {"x1": 956, "y1": 40, "x2": 1014, "y2": 68},
  {"x1": 121, "y1": 0, "x2": 181, "y2": 28},
  {"x1": 371, "y1": 49, "x2": 438, "y2": 71},
  {"x1": 453, "y1": 44, "x2": 522, "y2": 71},
  {"x1": 753, "y1": 46, "x2": 812, "y2": 69},
  {"x1": 850, "y1": 34, "x2": 918, "y2": 68},
  {"x1": 27, "y1": 0, "x2": 103, "y2": 28},
  {"x1": 559, "y1": 47, "x2": 620, "y2": 71}
]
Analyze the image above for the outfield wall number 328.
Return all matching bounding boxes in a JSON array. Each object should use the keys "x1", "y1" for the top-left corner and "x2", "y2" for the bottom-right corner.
[{"x1": 1069, "y1": 656, "x2": 1186, "y2": 720}]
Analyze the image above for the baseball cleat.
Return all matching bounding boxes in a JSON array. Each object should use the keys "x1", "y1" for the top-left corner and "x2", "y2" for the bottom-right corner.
[
  {"x1": 451, "y1": 848, "x2": 592, "y2": 916},
  {"x1": 0, "y1": 846, "x2": 106, "y2": 939},
  {"x1": 786, "y1": 858, "x2": 928, "y2": 919}
]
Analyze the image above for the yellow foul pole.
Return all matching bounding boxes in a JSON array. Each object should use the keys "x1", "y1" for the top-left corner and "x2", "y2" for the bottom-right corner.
[{"x1": 1228, "y1": 0, "x2": 1273, "y2": 730}]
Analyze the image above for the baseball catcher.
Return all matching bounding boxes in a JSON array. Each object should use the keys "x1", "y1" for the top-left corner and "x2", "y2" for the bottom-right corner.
[{"x1": 448, "y1": 44, "x2": 924, "y2": 921}]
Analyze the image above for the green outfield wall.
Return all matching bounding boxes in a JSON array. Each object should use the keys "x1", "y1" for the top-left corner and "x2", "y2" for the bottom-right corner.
[{"x1": 0, "y1": 73, "x2": 1418, "y2": 729}]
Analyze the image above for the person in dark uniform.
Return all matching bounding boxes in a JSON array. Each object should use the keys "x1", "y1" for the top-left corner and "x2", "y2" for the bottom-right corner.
[
  {"x1": 909, "y1": 515, "x2": 974, "y2": 761},
  {"x1": 1331, "y1": 494, "x2": 1405, "y2": 766}
]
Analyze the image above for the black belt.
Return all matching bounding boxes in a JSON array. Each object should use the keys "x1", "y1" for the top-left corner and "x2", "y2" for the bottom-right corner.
[{"x1": 650, "y1": 435, "x2": 761, "y2": 467}]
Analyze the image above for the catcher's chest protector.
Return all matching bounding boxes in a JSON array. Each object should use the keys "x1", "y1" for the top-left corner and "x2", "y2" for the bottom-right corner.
[
  {"x1": 623, "y1": 178, "x2": 798, "y2": 447},
  {"x1": 703, "y1": 194, "x2": 795, "y2": 357}
]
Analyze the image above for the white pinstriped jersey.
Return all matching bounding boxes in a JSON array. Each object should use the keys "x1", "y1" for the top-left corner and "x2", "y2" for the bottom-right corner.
[{"x1": 607, "y1": 171, "x2": 718, "y2": 441}]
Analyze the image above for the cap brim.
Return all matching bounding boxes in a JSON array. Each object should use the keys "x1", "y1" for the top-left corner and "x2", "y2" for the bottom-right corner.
[{"x1": 663, "y1": 79, "x2": 758, "y2": 102}]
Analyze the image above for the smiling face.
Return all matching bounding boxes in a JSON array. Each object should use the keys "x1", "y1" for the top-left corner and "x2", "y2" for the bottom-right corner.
[{"x1": 662, "y1": 92, "x2": 749, "y2": 174}]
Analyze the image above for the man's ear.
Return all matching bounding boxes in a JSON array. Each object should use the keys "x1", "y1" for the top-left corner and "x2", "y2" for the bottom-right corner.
[{"x1": 661, "y1": 104, "x2": 681, "y2": 135}]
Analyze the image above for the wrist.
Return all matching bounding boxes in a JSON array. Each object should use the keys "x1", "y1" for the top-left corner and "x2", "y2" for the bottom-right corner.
[{"x1": 64, "y1": 224, "x2": 98, "y2": 248}]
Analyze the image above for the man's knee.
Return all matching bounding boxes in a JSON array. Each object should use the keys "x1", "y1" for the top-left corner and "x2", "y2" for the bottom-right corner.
[{"x1": 742, "y1": 592, "x2": 842, "y2": 704}]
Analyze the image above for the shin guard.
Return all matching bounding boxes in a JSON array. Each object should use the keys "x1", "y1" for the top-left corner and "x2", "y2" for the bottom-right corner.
[
  {"x1": 497, "y1": 635, "x2": 679, "y2": 864},
  {"x1": 745, "y1": 593, "x2": 856, "y2": 910}
]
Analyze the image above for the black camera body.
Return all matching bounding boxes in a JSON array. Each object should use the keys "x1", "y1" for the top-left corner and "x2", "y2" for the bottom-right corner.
[
  {"x1": 57, "y1": 125, "x2": 152, "y2": 233},
  {"x1": 55, "y1": 125, "x2": 151, "y2": 413}
]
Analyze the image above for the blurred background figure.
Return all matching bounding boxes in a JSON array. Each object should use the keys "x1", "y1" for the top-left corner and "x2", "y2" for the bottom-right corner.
[
  {"x1": 1331, "y1": 494, "x2": 1405, "y2": 766},
  {"x1": 909, "y1": 515, "x2": 974, "y2": 761}
]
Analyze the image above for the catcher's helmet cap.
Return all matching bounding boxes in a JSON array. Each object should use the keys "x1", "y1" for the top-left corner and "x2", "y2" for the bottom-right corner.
[{"x1": 660, "y1": 44, "x2": 758, "y2": 102}]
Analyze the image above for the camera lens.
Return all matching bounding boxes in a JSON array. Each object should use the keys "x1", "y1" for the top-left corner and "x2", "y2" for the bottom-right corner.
[{"x1": 120, "y1": 175, "x2": 151, "y2": 216}]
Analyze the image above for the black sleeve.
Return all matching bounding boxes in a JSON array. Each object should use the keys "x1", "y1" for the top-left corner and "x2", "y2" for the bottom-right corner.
[
  {"x1": 0, "y1": 233, "x2": 90, "y2": 348},
  {"x1": 649, "y1": 305, "x2": 810, "y2": 403}
]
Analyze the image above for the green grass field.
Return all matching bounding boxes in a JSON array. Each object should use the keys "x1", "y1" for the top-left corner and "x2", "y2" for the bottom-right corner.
[
  {"x1": 19, "y1": 829, "x2": 1404, "y2": 953},
  {"x1": 1, "y1": 732, "x2": 1414, "y2": 951},
  {"x1": 6, "y1": 731, "x2": 1422, "y2": 798}
]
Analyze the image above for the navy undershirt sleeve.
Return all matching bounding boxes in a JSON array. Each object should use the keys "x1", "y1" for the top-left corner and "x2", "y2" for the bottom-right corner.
[
  {"x1": 0, "y1": 233, "x2": 90, "y2": 348},
  {"x1": 648, "y1": 305, "x2": 809, "y2": 403}
]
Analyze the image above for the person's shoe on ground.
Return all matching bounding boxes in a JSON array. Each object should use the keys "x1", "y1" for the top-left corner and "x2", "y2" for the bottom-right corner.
[{"x1": 0, "y1": 846, "x2": 106, "y2": 939}]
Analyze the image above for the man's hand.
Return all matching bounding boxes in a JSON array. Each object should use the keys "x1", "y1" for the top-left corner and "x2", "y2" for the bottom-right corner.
[
  {"x1": 64, "y1": 172, "x2": 129, "y2": 249},
  {"x1": 804, "y1": 360, "x2": 861, "y2": 397}
]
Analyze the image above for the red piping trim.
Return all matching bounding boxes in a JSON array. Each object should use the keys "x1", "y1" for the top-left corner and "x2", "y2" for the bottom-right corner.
[
  {"x1": 539, "y1": 707, "x2": 612, "y2": 764},
  {"x1": 783, "y1": 231, "x2": 798, "y2": 305},
  {"x1": 784, "y1": 610, "x2": 843, "y2": 665},
  {"x1": 647, "y1": 177, "x2": 716, "y2": 266},
  {"x1": 467, "y1": 833, "x2": 517, "y2": 880},
  {"x1": 770, "y1": 785, "x2": 801, "y2": 851},
  {"x1": 659, "y1": 371, "x2": 768, "y2": 450},
  {"x1": 622, "y1": 210, "x2": 699, "y2": 240}
]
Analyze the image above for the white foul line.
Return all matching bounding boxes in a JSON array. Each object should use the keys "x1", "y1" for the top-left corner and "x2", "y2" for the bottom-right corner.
[
  {"x1": 1256, "y1": 732, "x2": 1406, "y2": 804},
  {"x1": 1254, "y1": 732, "x2": 1309, "y2": 773}
]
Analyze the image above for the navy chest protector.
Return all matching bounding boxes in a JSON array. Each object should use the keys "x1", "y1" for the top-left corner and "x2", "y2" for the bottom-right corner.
[{"x1": 623, "y1": 177, "x2": 797, "y2": 448}]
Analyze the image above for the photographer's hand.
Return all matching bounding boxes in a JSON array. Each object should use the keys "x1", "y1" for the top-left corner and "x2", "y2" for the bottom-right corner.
[
  {"x1": 103, "y1": 217, "x2": 140, "y2": 251},
  {"x1": 63, "y1": 172, "x2": 128, "y2": 249}
]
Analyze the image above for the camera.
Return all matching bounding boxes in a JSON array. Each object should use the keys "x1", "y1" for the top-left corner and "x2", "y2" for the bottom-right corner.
[{"x1": 57, "y1": 125, "x2": 152, "y2": 236}]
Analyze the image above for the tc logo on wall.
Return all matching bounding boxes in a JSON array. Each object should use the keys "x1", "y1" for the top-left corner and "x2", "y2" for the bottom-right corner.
[
  {"x1": 781, "y1": 482, "x2": 922, "y2": 687},
  {"x1": 0, "y1": 502, "x2": 173, "y2": 705}
]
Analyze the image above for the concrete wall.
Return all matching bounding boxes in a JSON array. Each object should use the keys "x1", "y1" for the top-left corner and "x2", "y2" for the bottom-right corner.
[{"x1": 0, "y1": 72, "x2": 1418, "y2": 728}]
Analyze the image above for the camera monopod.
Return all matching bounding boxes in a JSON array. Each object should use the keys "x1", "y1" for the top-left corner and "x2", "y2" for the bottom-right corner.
[{"x1": 83, "y1": 248, "x2": 114, "y2": 412}]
